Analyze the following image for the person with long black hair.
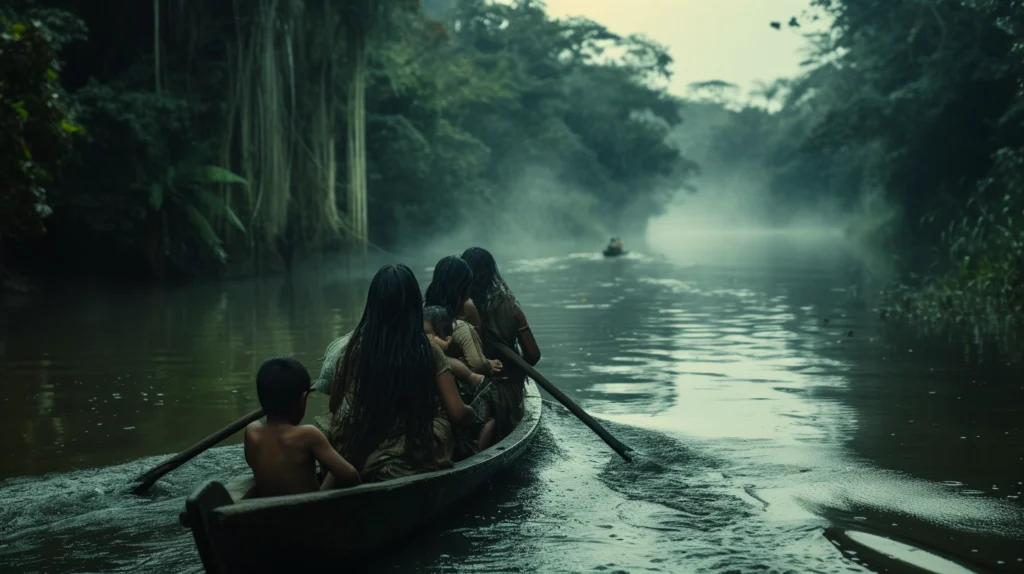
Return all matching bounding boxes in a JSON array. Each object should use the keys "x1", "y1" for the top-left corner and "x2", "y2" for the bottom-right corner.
[
  {"x1": 424, "y1": 256, "x2": 503, "y2": 377},
  {"x1": 324, "y1": 264, "x2": 475, "y2": 483},
  {"x1": 460, "y1": 247, "x2": 541, "y2": 441},
  {"x1": 424, "y1": 256, "x2": 504, "y2": 454}
]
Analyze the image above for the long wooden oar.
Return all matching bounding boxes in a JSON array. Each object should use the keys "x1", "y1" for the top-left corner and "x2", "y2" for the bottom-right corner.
[
  {"x1": 130, "y1": 407, "x2": 264, "y2": 495},
  {"x1": 488, "y1": 340, "x2": 634, "y2": 463}
]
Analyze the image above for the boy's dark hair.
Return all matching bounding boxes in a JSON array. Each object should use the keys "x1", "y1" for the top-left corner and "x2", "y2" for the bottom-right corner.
[
  {"x1": 256, "y1": 357, "x2": 310, "y2": 416},
  {"x1": 423, "y1": 305, "x2": 454, "y2": 339}
]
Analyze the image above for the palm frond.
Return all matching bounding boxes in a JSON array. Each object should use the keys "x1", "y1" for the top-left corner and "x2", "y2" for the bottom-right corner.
[
  {"x1": 178, "y1": 165, "x2": 249, "y2": 185},
  {"x1": 194, "y1": 188, "x2": 246, "y2": 233},
  {"x1": 184, "y1": 204, "x2": 228, "y2": 262}
]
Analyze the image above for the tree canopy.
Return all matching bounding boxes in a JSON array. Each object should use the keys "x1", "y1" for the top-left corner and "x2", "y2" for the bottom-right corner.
[
  {"x1": 678, "y1": 0, "x2": 1024, "y2": 354},
  {"x1": 13, "y1": 0, "x2": 1022, "y2": 359},
  {"x1": 0, "y1": 3, "x2": 83, "y2": 245},
  {"x1": 3, "y1": 0, "x2": 694, "y2": 279}
]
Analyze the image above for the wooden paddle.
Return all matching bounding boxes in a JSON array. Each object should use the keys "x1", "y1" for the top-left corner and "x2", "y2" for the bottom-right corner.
[
  {"x1": 130, "y1": 407, "x2": 264, "y2": 495},
  {"x1": 488, "y1": 339, "x2": 634, "y2": 463}
]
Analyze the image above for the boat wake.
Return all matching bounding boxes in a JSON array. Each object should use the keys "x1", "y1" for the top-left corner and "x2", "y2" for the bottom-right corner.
[
  {"x1": 503, "y1": 251, "x2": 652, "y2": 274},
  {"x1": 0, "y1": 447, "x2": 246, "y2": 574}
]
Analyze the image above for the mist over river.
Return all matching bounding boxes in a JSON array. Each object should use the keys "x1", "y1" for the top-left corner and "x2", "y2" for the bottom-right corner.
[{"x1": 1, "y1": 231, "x2": 1022, "y2": 573}]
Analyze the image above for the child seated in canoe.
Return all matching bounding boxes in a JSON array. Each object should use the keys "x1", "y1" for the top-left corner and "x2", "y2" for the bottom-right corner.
[
  {"x1": 424, "y1": 305, "x2": 497, "y2": 455},
  {"x1": 245, "y1": 357, "x2": 361, "y2": 497},
  {"x1": 424, "y1": 305, "x2": 486, "y2": 386}
]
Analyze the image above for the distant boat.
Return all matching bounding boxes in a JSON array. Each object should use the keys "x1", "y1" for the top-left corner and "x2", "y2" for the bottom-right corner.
[{"x1": 602, "y1": 246, "x2": 627, "y2": 257}]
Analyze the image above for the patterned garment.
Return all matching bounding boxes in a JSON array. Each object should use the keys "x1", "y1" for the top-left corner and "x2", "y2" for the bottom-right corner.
[
  {"x1": 450, "y1": 379, "x2": 492, "y2": 461},
  {"x1": 324, "y1": 339, "x2": 456, "y2": 483},
  {"x1": 477, "y1": 376, "x2": 524, "y2": 441},
  {"x1": 432, "y1": 316, "x2": 495, "y2": 460},
  {"x1": 358, "y1": 416, "x2": 455, "y2": 482},
  {"x1": 313, "y1": 332, "x2": 352, "y2": 395}
]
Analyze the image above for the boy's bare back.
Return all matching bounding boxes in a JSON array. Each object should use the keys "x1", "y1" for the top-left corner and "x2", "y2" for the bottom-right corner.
[
  {"x1": 244, "y1": 422, "x2": 323, "y2": 497},
  {"x1": 246, "y1": 356, "x2": 361, "y2": 497}
]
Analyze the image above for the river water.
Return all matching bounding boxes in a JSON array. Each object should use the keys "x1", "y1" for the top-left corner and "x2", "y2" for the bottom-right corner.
[{"x1": 1, "y1": 231, "x2": 1022, "y2": 573}]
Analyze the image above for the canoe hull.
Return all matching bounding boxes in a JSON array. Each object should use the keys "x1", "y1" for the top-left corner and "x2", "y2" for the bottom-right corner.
[{"x1": 185, "y1": 380, "x2": 542, "y2": 573}]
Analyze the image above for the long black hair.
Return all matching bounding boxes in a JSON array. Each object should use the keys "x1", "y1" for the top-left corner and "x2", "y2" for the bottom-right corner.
[
  {"x1": 460, "y1": 246, "x2": 512, "y2": 326},
  {"x1": 331, "y1": 264, "x2": 437, "y2": 470},
  {"x1": 423, "y1": 255, "x2": 473, "y2": 320}
]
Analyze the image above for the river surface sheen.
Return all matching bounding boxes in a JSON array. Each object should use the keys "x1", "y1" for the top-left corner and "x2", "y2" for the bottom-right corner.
[{"x1": 1, "y1": 233, "x2": 1022, "y2": 573}]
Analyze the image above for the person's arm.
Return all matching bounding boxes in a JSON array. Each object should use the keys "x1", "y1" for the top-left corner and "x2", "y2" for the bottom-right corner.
[
  {"x1": 448, "y1": 356, "x2": 482, "y2": 385},
  {"x1": 463, "y1": 299, "x2": 482, "y2": 327},
  {"x1": 514, "y1": 305, "x2": 541, "y2": 366},
  {"x1": 243, "y1": 423, "x2": 257, "y2": 470},
  {"x1": 435, "y1": 370, "x2": 474, "y2": 426},
  {"x1": 429, "y1": 334, "x2": 451, "y2": 351},
  {"x1": 453, "y1": 322, "x2": 497, "y2": 374},
  {"x1": 305, "y1": 426, "x2": 361, "y2": 488}
]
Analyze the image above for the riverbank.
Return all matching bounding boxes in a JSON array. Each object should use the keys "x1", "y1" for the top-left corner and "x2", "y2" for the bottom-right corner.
[{"x1": 875, "y1": 205, "x2": 1024, "y2": 365}]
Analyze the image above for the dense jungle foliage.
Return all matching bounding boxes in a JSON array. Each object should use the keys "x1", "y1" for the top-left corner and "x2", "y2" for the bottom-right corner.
[
  {"x1": 0, "y1": 0, "x2": 692, "y2": 280},
  {"x1": 3, "y1": 0, "x2": 1023, "y2": 355},
  {"x1": 0, "y1": 4, "x2": 83, "y2": 285},
  {"x1": 675, "y1": 0, "x2": 1024, "y2": 357}
]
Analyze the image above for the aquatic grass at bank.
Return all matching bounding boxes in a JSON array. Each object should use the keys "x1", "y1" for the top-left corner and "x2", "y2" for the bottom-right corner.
[{"x1": 879, "y1": 162, "x2": 1024, "y2": 363}]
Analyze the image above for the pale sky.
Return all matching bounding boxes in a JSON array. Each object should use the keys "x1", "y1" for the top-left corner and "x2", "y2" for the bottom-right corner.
[{"x1": 544, "y1": 0, "x2": 819, "y2": 96}]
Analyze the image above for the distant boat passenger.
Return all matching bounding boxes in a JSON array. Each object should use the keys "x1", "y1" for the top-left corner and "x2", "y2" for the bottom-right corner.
[{"x1": 603, "y1": 237, "x2": 625, "y2": 256}]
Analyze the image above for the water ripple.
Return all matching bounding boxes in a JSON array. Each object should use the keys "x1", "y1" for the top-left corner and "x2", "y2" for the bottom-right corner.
[{"x1": 2, "y1": 237, "x2": 1022, "y2": 572}]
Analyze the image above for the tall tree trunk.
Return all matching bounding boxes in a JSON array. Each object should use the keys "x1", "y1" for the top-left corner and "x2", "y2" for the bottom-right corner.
[
  {"x1": 0, "y1": 237, "x2": 6, "y2": 288},
  {"x1": 145, "y1": 210, "x2": 167, "y2": 281},
  {"x1": 346, "y1": 18, "x2": 368, "y2": 258},
  {"x1": 154, "y1": 0, "x2": 161, "y2": 94}
]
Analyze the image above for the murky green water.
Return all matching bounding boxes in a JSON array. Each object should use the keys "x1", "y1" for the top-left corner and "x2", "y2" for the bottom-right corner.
[{"x1": 1, "y1": 232, "x2": 1022, "y2": 573}]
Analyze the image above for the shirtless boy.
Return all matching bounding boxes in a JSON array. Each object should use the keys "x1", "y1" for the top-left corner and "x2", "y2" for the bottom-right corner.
[{"x1": 244, "y1": 357, "x2": 361, "y2": 497}]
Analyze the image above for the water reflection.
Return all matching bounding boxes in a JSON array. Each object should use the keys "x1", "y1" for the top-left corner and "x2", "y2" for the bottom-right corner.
[
  {"x1": 1, "y1": 235, "x2": 1022, "y2": 573},
  {"x1": 500, "y1": 235, "x2": 1022, "y2": 572},
  {"x1": 0, "y1": 275, "x2": 367, "y2": 479}
]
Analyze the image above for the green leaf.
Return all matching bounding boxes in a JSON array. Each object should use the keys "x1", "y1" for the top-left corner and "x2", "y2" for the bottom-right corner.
[
  {"x1": 193, "y1": 189, "x2": 246, "y2": 233},
  {"x1": 223, "y1": 205, "x2": 246, "y2": 233},
  {"x1": 149, "y1": 183, "x2": 164, "y2": 211},
  {"x1": 60, "y1": 120, "x2": 83, "y2": 134},
  {"x1": 12, "y1": 101, "x2": 28, "y2": 120},
  {"x1": 180, "y1": 165, "x2": 248, "y2": 185},
  {"x1": 184, "y1": 205, "x2": 228, "y2": 262}
]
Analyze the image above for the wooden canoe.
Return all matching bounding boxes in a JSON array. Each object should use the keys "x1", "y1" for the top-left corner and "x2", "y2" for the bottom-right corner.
[{"x1": 182, "y1": 380, "x2": 542, "y2": 573}]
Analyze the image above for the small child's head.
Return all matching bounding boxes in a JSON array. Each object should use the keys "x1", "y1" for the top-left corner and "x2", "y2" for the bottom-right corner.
[
  {"x1": 256, "y1": 357, "x2": 311, "y2": 423},
  {"x1": 423, "y1": 305, "x2": 454, "y2": 339}
]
